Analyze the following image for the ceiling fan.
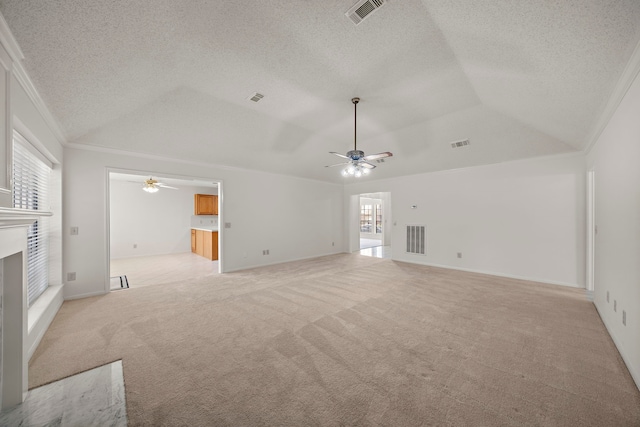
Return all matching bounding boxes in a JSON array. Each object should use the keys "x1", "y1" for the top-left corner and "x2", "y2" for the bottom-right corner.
[
  {"x1": 326, "y1": 97, "x2": 393, "y2": 177},
  {"x1": 140, "y1": 177, "x2": 178, "y2": 193}
]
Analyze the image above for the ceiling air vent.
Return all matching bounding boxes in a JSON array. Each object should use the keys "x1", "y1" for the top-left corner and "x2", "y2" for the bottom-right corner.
[
  {"x1": 450, "y1": 139, "x2": 470, "y2": 149},
  {"x1": 375, "y1": 158, "x2": 386, "y2": 164},
  {"x1": 249, "y1": 93, "x2": 264, "y2": 102},
  {"x1": 346, "y1": 0, "x2": 385, "y2": 25}
]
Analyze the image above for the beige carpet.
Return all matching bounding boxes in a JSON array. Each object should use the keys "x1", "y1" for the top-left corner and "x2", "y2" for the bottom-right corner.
[{"x1": 30, "y1": 254, "x2": 640, "y2": 426}]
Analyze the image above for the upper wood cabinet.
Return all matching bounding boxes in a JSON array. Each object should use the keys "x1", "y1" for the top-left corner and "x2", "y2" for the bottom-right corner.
[{"x1": 194, "y1": 194, "x2": 218, "y2": 215}]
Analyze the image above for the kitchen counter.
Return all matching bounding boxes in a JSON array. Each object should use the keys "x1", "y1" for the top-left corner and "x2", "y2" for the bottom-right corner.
[{"x1": 191, "y1": 226, "x2": 218, "y2": 232}]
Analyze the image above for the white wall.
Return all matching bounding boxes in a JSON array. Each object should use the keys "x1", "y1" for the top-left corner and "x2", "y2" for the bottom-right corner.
[
  {"x1": 63, "y1": 146, "x2": 344, "y2": 299},
  {"x1": 345, "y1": 153, "x2": 586, "y2": 287},
  {"x1": 586, "y1": 70, "x2": 640, "y2": 389},
  {"x1": 109, "y1": 180, "x2": 216, "y2": 259}
]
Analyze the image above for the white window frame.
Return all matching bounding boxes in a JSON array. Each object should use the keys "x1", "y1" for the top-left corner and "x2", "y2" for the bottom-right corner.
[{"x1": 12, "y1": 130, "x2": 52, "y2": 306}]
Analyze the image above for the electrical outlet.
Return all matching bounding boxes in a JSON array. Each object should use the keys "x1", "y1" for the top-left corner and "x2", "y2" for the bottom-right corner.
[
  {"x1": 614, "y1": 300, "x2": 617, "y2": 312},
  {"x1": 622, "y1": 310, "x2": 626, "y2": 326},
  {"x1": 67, "y1": 272, "x2": 76, "y2": 281},
  {"x1": 133, "y1": 244, "x2": 137, "y2": 249},
  {"x1": 607, "y1": 291, "x2": 609, "y2": 303},
  {"x1": 457, "y1": 252, "x2": 462, "y2": 259},
  {"x1": 332, "y1": 242, "x2": 335, "y2": 246},
  {"x1": 225, "y1": 222, "x2": 231, "y2": 228},
  {"x1": 70, "y1": 226, "x2": 79, "y2": 235}
]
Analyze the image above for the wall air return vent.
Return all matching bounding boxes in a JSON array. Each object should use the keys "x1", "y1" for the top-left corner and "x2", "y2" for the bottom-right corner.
[
  {"x1": 346, "y1": 0, "x2": 386, "y2": 25},
  {"x1": 406, "y1": 225, "x2": 426, "y2": 255},
  {"x1": 451, "y1": 139, "x2": 470, "y2": 148},
  {"x1": 249, "y1": 93, "x2": 264, "y2": 102}
]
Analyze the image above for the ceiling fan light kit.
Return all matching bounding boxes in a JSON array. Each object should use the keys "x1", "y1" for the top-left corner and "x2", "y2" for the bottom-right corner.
[
  {"x1": 141, "y1": 177, "x2": 178, "y2": 193},
  {"x1": 142, "y1": 184, "x2": 159, "y2": 193},
  {"x1": 326, "y1": 97, "x2": 393, "y2": 178}
]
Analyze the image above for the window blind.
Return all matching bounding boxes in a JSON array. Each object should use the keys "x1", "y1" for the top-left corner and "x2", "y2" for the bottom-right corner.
[{"x1": 12, "y1": 131, "x2": 52, "y2": 306}]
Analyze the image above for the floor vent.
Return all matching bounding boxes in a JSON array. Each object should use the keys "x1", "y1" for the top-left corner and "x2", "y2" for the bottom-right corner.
[
  {"x1": 406, "y1": 225, "x2": 426, "y2": 255},
  {"x1": 451, "y1": 139, "x2": 470, "y2": 148},
  {"x1": 346, "y1": 0, "x2": 385, "y2": 25}
]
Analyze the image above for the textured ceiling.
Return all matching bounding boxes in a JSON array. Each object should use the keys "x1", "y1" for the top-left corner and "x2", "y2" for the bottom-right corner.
[{"x1": 1, "y1": 0, "x2": 639, "y2": 183}]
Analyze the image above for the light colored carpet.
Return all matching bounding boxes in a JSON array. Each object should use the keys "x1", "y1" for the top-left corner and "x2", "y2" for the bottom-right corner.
[{"x1": 30, "y1": 254, "x2": 640, "y2": 426}]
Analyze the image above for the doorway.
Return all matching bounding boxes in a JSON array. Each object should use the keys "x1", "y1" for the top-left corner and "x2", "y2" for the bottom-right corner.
[
  {"x1": 106, "y1": 169, "x2": 222, "y2": 292},
  {"x1": 355, "y1": 192, "x2": 392, "y2": 258}
]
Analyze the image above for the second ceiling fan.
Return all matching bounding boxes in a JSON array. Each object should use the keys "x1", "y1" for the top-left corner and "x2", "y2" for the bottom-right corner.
[{"x1": 326, "y1": 97, "x2": 393, "y2": 177}]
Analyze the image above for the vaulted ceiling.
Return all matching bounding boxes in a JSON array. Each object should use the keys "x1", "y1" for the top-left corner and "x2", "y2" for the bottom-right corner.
[{"x1": 1, "y1": 0, "x2": 639, "y2": 183}]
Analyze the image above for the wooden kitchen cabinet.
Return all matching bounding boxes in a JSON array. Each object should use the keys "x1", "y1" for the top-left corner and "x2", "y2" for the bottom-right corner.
[
  {"x1": 191, "y1": 228, "x2": 218, "y2": 261},
  {"x1": 194, "y1": 194, "x2": 218, "y2": 215}
]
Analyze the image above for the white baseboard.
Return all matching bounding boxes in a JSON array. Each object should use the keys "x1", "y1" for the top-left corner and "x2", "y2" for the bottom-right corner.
[
  {"x1": 223, "y1": 251, "x2": 344, "y2": 273},
  {"x1": 27, "y1": 284, "x2": 64, "y2": 360},
  {"x1": 593, "y1": 303, "x2": 640, "y2": 392},
  {"x1": 64, "y1": 289, "x2": 108, "y2": 300},
  {"x1": 392, "y1": 258, "x2": 583, "y2": 289}
]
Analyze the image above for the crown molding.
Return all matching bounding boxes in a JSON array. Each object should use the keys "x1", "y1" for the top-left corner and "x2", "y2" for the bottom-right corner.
[
  {"x1": 584, "y1": 39, "x2": 640, "y2": 155},
  {"x1": 65, "y1": 142, "x2": 343, "y2": 187},
  {"x1": 12, "y1": 62, "x2": 67, "y2": 145},
  {"x1": 0, "y1": 12, "x2": 24, "y2": 62},
  {"x1": 0, "y1": 11, "x2": 67, "y2": 146}
]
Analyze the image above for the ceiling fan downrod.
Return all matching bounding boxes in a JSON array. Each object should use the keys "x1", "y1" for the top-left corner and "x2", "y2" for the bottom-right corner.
[{"x1": 352, "y1": 97, "x2": 359, "y2": 151}]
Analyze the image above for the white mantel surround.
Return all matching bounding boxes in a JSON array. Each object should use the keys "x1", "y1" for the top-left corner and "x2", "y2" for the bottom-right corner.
[{"x1": 0, "y1": 207, "x2": 51, "y2": 410}]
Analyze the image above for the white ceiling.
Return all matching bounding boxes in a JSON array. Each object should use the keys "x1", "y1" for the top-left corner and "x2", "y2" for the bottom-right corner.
[{"x1": 1, "y1": 0, "x2": 639, "y2": 183}]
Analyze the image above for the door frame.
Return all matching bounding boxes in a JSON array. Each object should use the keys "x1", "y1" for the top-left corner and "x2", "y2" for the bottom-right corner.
[
  {"x1": 586, "y1": 169, "x2": 595, "y2": 294},
  {"x1": 105, "y1": 167, "x2": 224, "y2": 293}
]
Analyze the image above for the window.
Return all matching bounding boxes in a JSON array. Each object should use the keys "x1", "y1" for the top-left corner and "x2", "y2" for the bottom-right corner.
[
  {"x1": 360, "y1": 204, "x2": 372, "y2": 232},
  {"x1": 360, "y1": 202, "x2": 383, "y2": 234},
  {"x1": 12, "y1": 131, "x2": 52, "y2": 306}
]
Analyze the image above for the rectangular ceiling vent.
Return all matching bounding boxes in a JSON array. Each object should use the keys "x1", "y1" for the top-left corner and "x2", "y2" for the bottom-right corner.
[
  {"x1": 375, "y1": 158, "x2": 386, "y2": 164},
  {"x1": 450, "y1": 139, "x2": 470, "y2": 148},
  {"x1": 406, "y1": 225, "x2": 426, "y2": 255},
  {"x1": 249, "y1": 93, "x2": 264, "y2": 102},
  {"x1": 346, "y1": 0, "x2": 385, "y2": 25}
]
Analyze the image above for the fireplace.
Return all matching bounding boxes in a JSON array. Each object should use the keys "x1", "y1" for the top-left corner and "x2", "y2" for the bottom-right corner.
[{"x1": 0, "y1": 207, "x2": 50, "y2": 410}]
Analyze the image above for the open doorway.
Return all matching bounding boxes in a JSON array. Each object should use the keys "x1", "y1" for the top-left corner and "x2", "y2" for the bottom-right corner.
[
  {"x1": 356, "y1": 192, "x2": 392, "y2": 258},
  {"x1": 107, "y1": 170, "x2": 222, "y2": 291}
]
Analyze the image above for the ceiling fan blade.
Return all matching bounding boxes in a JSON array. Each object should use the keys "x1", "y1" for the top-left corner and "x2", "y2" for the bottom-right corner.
[
  {"x1": 329, "y1": 151, "x2": 350, "y2": 159},
  {"x1": 325, "y1": 162, "x2": 350, "y2": 168},
  {"x1": 360, "y1": 161, "x2": 376, "y2": 169},
  {"x1": 157, "y1": 183, "x2": 178, "y2": 189},
  {"x1": 362, "y1": 152, "x2": 393, "y2": 161}
]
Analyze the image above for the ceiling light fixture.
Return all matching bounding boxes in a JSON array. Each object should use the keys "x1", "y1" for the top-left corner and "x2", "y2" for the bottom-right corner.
[
  {"x1": 326, "y1": 97, "x2": 393, "y2": 178},
  {"x1": 140, "y1": 177, "x2": 178, "y2": 193},
  {"x1": 142, "y1": 183, "x2": 159, "y2": 193}
]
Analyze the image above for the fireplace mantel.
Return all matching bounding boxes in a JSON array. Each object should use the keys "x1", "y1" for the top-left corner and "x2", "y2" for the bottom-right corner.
[{"x1": 0, "y1": 207, "x2": 52, "y2": 228}]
